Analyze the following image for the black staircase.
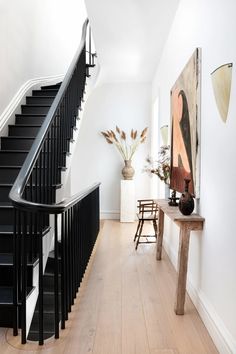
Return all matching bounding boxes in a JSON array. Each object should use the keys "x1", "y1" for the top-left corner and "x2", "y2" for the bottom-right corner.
[
  {"x1": 0, "y1": 83, "x2": 61, "y2": 329},
  {"x1": 2, "y1": 18, "x2": 100, "y2": 346}
]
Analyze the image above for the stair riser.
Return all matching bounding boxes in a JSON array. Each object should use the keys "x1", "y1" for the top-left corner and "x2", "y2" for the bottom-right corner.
[
  {"x1": 1, "y1": 138, "x2": 34, "y2": 151},
  {"x1": 0, "y1": 152, "x2": 62, "y2": 167},
  {"x1": 0, "y1": 169, "x2": 20, "y2": 184},
  {"x1": 0, "y1": 168, "x2": 61, "y2": 185},
  {"x1": 32, "y1": 89, "x2": 58, "y2": 97},
  {"x1": 0, "y1": 235, "x2": 13, "y2": 253},
  {"x1": 15, "y1": 115, "x2": 46, "y2": 125},
  {"x1": 26, "y1": 97, "x2": 55, "y2": 105},
  {"x1": 21, "y1": 106, "x2": 50, "y2": 114},
  {"x1": 0, "y1": 187, "x2": 10, "y2": 202},
  {"x1": 0, "y1": 209, "x2": 14, "y2": 225},
  {"x1": 46, "y1": 258, "x2": 61, "y2": 274},
  {"x1": 0, "y1": 152, "x2": 27, "y2": 166},
  {"x1": 0, "y1": 209, "x2": 51, "y2": 226},
  {"x1": 0, "y1": 305, "x2": 15, "y2": 327},
  {"x1": 0, "y1": 302, "x2": 31, "y2": 328},
  {"x1": 36, "y1": 293, "x2": 61, "y2": 312},
  {"x1": 0, "y1": 267, "x2": 33, "y2": 287},
  {"x1": 43, "y1": 275, "x2": 61, "y2": 292},
  {"x1": 41, "y1": 83, "x2": 61, "y2": 90},
  {"x1": 27, "y1": 330, "x2": 54, "y2": 341},
  {"x1": 30, "y1": 312, "x2": 61, "y2": 333},
  {"x1": 0, "y1": 185, "x2": 57, "y2": 203},
  {"x1": 9, "y1": 126, "x2": 41, "y2": 137},
  {"x1": 1, "y1": 138, "x2": 62, "y2": 152}
]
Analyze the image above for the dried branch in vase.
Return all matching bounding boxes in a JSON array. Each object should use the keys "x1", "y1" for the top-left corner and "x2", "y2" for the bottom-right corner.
[
  {"x1": 144, "y1": 145, "x2": 170, "y2": 185},
  {"x1": 101, "y1": 126, "x2": 148, "y2": 161}
]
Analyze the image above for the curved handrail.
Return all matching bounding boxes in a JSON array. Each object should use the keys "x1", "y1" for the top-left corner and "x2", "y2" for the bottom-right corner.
[
  {"x1": 11, "y1": 182, "x2": 100, "y2": 214},
  {"x1": 9, "y1": 18, "x2": 92, "y2": 214}
]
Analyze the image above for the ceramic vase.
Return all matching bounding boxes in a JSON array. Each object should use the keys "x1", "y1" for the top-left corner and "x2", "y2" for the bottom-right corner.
[
  {"x1": 178, "y1": 178, "x2": 194, "y2": 215},
  {"x1": 122, "y1": 160, "x2": 135, "y2": 180}
]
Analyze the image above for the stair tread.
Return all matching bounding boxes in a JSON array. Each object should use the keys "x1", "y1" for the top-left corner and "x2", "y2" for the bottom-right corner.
[
  {"x1": 9, "y1": 125, "x2": 42, "y2": 127},
  {"x1": 0, "y1": 183, "x2": 62, "y2": 188},
  {"x1": 2, "y1": 136, "x2": 37, "y2": 139},
  {"x1": 0, "y1": 150, "x2": 29, "y2": 153},
  {"x1": 28, "y1": 330, "x2": 54, "y2": 335},
  {"x1": 15, "y1": 114, "x2": 47, "y2": 117},
  {"x1": 21, "y1": 104, "x2": 51, "y2": 107},
  {"x1": 26, "y1": 96, "x2": 56, "y2": 99},
  {"x1": 44, "y1": 271, "x2": 61, "y2": 277}
]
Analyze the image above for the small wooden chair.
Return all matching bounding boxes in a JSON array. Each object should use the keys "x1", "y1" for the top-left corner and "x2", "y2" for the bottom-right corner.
[{"x1": 134, "y1": 199, "x2": 158, "y2": 250}]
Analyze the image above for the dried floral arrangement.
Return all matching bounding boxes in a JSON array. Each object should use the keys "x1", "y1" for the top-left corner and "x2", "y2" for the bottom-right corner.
[
  {"x1": 101, "y1": 126, "x2": 148, "y2": 160},
  {"x1": 144, "y1": 145, "x2": 170, "y2": 184}
]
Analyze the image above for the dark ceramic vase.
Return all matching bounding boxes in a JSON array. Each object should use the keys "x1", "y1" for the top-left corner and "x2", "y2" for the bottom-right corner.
[{"x1": 178, "y1": 178, "x2": 194, "y2": 215}]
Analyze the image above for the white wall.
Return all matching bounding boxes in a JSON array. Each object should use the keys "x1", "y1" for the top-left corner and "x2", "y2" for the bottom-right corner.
[
  {"x1": 0, "y1": 0, "x2": 87, "y2": 117},
  {"x1": 70, "y1": 82, "x2": 151, "y2": 218},
  {"x1": 85, "y1": 0, "x2": 180, "y2": 83},
  {"x1": 152, "y1": 0, "x2": 236, "y2": 352}
]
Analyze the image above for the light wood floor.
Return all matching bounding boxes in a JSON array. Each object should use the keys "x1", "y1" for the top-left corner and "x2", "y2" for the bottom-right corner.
[{"x1": 1, "y1": 220, "x2": 218, "y2": 354}]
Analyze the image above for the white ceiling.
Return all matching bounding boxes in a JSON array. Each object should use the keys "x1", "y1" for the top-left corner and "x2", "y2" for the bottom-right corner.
[{"x1": 85, "y1": 0, "x2": 180, "y2": 82}]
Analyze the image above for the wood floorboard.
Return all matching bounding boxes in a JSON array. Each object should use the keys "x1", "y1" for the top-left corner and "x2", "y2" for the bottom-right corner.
[{"x1": 2, "y1": 220, "x2": 218, "y2": 353}]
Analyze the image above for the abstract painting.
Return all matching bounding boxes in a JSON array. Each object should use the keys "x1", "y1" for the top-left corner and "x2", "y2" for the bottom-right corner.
[
  {"x1": 170, "y1": 48, "x2": 201, "y2": 197},
  {"x1": 211, "y1": 63, "x2": 233, "y2": 123}
]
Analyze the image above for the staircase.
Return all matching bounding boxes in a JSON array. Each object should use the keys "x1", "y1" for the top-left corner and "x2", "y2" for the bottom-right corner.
[
  {"x1": 5, "y1": 19, "x2": 100, "y2": 346},
  {"x1": 0, "y1": 83, "x2": 61, "y2": 328}
]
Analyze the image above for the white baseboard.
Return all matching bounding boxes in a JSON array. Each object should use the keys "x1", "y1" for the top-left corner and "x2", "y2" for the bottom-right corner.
[
  {"x1": 0, "y1": 74, "x2": 64, "y2": 135},
  {"x1": 163, "y1": 240, "x2": 236, "y2": 354},
  {"x1": 100, "y1": 210, "x2": 120, "y2": 220}
]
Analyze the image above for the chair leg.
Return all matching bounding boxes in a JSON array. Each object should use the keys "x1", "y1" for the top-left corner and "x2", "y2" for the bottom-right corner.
[
  {"x1": 153, "y1": 220, "x2": 158, "y2": 239},
  {"x1": 135, "y1": 220, "x2": 144, "y2": 250},
  {"x1": 134, "y1": 219, "x2": 141, "y2": 242}
]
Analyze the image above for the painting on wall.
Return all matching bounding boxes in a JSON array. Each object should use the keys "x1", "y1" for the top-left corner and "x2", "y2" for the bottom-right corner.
[
  {"x1": 211, "y1": 63, "x2": 233, "y2": 123},
  {"x1": 170, "y1": 48, "x2": 201, "y2": 197}
]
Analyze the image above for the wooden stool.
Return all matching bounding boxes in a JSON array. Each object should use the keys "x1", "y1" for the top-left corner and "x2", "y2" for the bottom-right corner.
[{"x1": 134, "y1": 199, "x2": 158, "y2": 250}]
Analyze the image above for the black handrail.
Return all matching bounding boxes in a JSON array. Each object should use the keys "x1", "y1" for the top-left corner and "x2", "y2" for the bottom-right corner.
[{"x1": 9, "y1": 19, "x2": 89, "y2": 211}]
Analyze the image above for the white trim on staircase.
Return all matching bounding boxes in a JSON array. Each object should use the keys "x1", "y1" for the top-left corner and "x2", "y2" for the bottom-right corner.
[{"x1": 0, "y1": 74, "x2": 64, "y2": 135}]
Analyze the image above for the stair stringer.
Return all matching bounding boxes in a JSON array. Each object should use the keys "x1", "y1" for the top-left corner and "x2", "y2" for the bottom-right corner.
[
  {"x1": 0, "y1": 74, "x2": 64, "y2": 138},
  {"x1": 56, "y1": 62, "x2": 100, "y2": 204}
]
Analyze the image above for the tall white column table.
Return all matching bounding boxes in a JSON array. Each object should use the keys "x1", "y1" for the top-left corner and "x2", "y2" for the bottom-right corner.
[{"x1": 120, "y1": 180, "x2": 135, "y2": 222}]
